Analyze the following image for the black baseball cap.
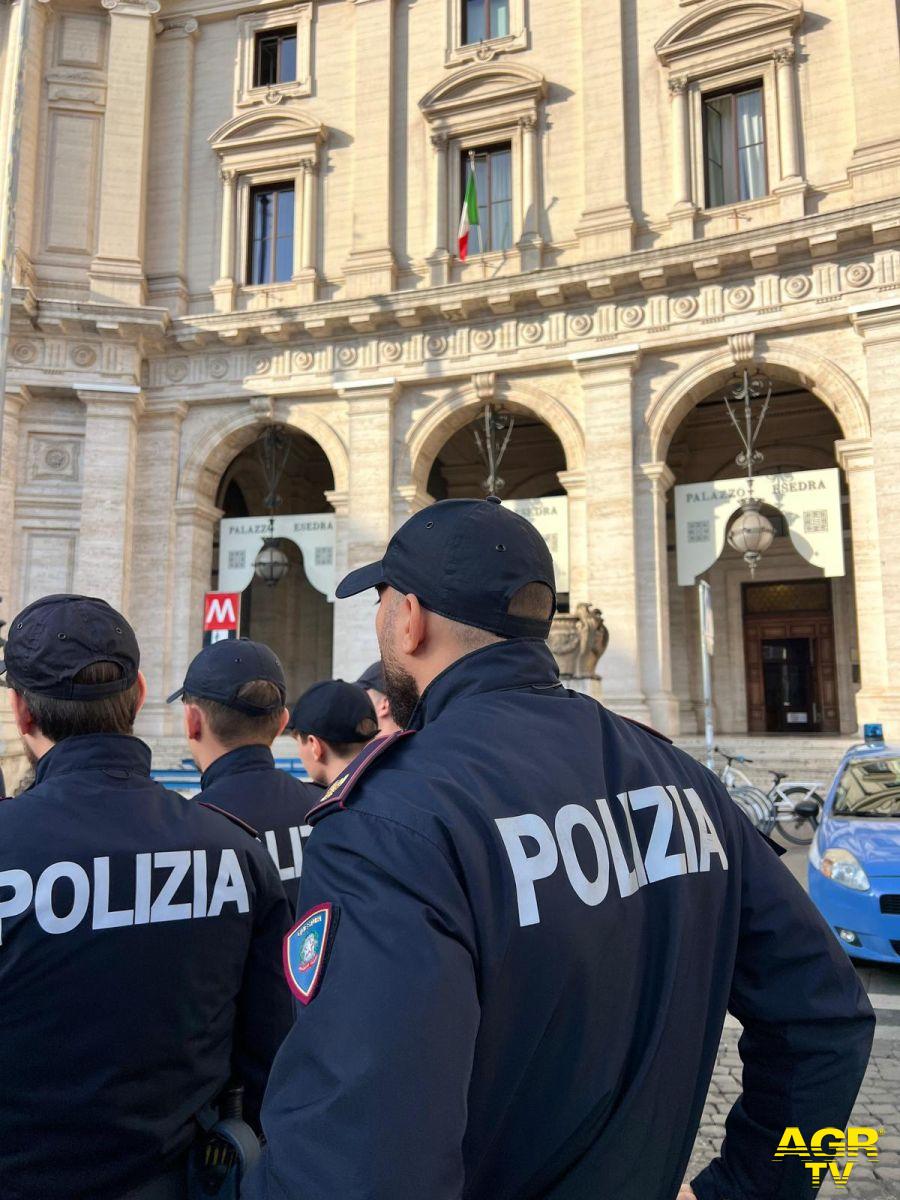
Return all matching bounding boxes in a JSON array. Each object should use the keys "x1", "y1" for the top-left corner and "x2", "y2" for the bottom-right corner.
[
  {"x1": 336, "y1": 497, "x2": 556, "y2": 639},
  {"x1": 167, "y1": 639, "x2": 286, "y2": 716},
  {"x1": 289, "y1": 679, "x2": 378, "y2": 745},
  {"x1": 356, "y1": 661, "x2": 386, "y2": 694},
  {"x1": 0, "y1": 594, "x2": 140, "y2": 699}
]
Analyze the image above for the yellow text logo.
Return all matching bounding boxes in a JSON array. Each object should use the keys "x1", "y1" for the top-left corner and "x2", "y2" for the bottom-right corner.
[{"x1": 773, "y1": 1127, "x2": 881, "y2": 1187}]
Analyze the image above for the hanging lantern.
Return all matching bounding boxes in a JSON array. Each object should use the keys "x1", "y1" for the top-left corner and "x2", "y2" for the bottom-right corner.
[
  {"x1": 253, "y1": 539, "x2": 290, "y2": 587},
  {"x1": 727, "y1": 498, "x2": 775, "y2": 576}
]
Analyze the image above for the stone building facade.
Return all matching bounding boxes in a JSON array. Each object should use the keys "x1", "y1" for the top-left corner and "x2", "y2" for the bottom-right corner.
[{"x1": 2, "y1": 0, "x2": 900, "y2": 782}]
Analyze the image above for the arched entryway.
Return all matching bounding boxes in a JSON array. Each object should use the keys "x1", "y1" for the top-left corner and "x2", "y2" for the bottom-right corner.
[{"x1": 212, "y1": 426, "x2": 336, "y2": 702}]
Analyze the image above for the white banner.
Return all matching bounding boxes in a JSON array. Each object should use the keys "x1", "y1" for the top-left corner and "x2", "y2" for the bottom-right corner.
[
  {"x1": 502, "y1": 495, "x2": 570, "y2": 593},
  {"x1": 217, "y1": 514, "x2": 337, "y2": 599},
  {"x1": 674, "y1": 469, "x2": 844, "y2": 586}
]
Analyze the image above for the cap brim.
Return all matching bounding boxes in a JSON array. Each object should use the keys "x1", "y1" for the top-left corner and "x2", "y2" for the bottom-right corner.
[
  {"x1": 165, "y1": 686, "x2": 185, "y2": 704},
  {"x1": 335, "y1": 560, "x2": 387, "y2": 599}
]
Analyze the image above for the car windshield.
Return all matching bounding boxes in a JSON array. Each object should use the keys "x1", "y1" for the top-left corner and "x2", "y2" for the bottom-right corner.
[{"x1": 833, "y1": 757, "x2": 900, "y2": 818}]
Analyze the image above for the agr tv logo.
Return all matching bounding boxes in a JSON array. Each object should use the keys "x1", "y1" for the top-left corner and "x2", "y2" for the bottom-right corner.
[{"x1": 773, "y1": 1126, "x2": 882, "y2": 1187}]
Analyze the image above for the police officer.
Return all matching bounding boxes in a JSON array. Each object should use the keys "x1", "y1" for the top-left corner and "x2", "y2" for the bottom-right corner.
[
  {"x1": 168, "y1": 638, "x2": 323, "y2": 915},
  {"x1": 287, "y1": 678, "x2": 379, "y2": 786},
  {"x1": 356, "y1": 660, "x2": 401, "y2": 736},
  {"x1": 245, "y1": 498, "x2": 874, "y2": 1200},
  {"x1": 0, "y1": 595, "x2": 293, "y2": 1200}
]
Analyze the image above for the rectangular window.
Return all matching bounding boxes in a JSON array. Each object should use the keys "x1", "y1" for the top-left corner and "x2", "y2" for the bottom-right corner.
[
  {"x1": 248, "y1": 184, "x2": 294, "y2": 285},
  {"x1": 462, "y1": 0, "x2": 510, "y2": 44},
  {"x1": 462, "y1": 144, "x2": 512, "y2": 254},
  {"x1": 703, "y1": 84, "x2": 766, "y2": 208},
  {"x1": 254, "y1": 27, "x2": 297, "y2": 88}
]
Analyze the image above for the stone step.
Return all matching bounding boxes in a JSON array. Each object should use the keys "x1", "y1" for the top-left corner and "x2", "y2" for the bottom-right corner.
[{"x1": 675, "y1": 734, "x2": 861, "y2": 788}]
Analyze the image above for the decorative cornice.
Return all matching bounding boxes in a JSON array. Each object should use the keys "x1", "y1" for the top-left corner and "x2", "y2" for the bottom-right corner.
[{"x1": 102, "y1": 0, "x2": 162, "y2": 15}]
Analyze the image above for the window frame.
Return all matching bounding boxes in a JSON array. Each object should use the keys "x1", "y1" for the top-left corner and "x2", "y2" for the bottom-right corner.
[
  {"x1": 247, "y1": 181, "x2": 296, "y2": 287},
  {"x1": 459, "y1": 141, "x2": 513, "y2": 255},
  {"x1": 461, "y1": 0, "x2": 511, "y2": 46},
  {"x1": 446, "y1": 0, "x2": 527, "y2": 66},
  {"x1": 702, "y1": 79, "x2": 769, "y2": 209},
  {"x1": 236, "y1": 3, "x2": 312, "y2": 108},
  {"x1": 253, "y1": 26, "x2": 298, "y2": 90}
]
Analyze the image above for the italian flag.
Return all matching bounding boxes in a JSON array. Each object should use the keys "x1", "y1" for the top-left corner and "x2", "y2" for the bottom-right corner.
[{"x1": 458, "y1": 164, "x2": 479, "y2": 260}]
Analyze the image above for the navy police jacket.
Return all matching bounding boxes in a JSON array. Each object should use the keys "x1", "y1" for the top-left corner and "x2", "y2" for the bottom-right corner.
[
  {"x1": 199, "y1": 743, "x2": 323, "y2": 915},
  {"x1": 246, "y1": 640, "x2": 874, "y2": 1200},
  {"x1": 0, "y1": 733, "x2": 293, "y2": 1200}
]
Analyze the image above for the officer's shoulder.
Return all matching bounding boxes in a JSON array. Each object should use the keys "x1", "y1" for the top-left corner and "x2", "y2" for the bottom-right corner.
[
  {"x1": 305, "y1": 731, "x2": 414, "y2": 826},
  {"x1": 198, "y1": 799, "x2": 260, "y2": 839}
]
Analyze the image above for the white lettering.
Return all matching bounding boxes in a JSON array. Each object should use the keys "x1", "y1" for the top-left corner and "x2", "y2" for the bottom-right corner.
[
  {"x1": 92, "y1": 857, "x2": 134, "y2": 929},
  {"x1": 150, "y1": 851, "x2": 192, "y2": 923},
  {"x1": 207, "y1": 849, "x2": 249, "y2": 917},
  {"x1": 616, "y1": 793, "x2": 650, "y2": 888},
  {"x1": 554, "y1": 805, "x2": 610, "y2": 906},
  {"x1": 495, "y1": 814, "x2": 559, "y2": 927},
  {"x1": 628, "y1": 786, "x2": 687, "y2": 883},
  {"x1": 0, "y1": 869, "x2": 34, "y2": 943},
  {"x1": 595, "y1": 797, "x2": 640, "y2": 898},
  {"x1": 684, "y1": 789, "x2": 729, "y2": 872},
  {"x1": 134, "y1": 853, "x2": 152, "y2": 924},
  {"x1": 667, "y1": 786, "x2": 698, "y2": 873},
  {"x1": 192, "y1": 850, "x2": 208, "y2": 919},
  {"x1": 35, "y1": 862, "x2": 90, "y2": 935}
]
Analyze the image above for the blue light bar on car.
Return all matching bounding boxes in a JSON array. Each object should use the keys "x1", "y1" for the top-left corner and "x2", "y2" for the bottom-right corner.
[{"x1": 863, "y1": 723, "x2": 885, "y2": 746}]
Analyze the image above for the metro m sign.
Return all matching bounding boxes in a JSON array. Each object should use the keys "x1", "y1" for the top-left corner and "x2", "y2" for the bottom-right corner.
[{"x1": 203, "y1": 592, "x2": 241, "y2": 645}]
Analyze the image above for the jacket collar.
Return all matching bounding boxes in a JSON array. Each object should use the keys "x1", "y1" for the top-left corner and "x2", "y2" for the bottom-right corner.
[
  {"x1": 201, "y1": 743, "x2": 275, "y2": 790},
  {"x1": 34, "y1": 733, "x2": 152, "y2": 785},
  {"x1": 407, "y1": 638, "x2": 561, "y2": 732}
]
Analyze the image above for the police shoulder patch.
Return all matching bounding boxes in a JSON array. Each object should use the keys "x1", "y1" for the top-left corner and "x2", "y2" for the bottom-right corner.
[
  {"x1": 283, "y1": 902, "x2": 339, "y2": 1005},
  {"x1": 304, "y1": 730, "x2": 414, "y2": 824}
]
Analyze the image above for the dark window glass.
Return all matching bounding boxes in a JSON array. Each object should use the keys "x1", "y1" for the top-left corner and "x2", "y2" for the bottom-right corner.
[
  {"x1": 249, "y1": 183, "x2": 294, "y2": 285},
  {"x1": 463, "y1": 0, "x2": 509, "y2": 44},
  {"x1": 461, "y1": 144, "x2": 513, "y2": 254},
  {"x1": 254, "y1": 27, "x2": 298, "y2": 88},
  {"x1": 834, "y1": 758, "x2": 900, "y2": 818},
  {"x1": 703, "y1": 84, "x2": 766, "y2": 208}
]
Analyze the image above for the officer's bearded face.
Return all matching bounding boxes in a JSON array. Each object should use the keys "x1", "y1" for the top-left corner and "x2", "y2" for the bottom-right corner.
[{"x1": 376, "y1": 589, "x2": 420, "y2": 729}]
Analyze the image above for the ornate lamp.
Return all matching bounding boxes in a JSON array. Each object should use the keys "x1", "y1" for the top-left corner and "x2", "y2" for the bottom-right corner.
[
  {"x1": 472, "y1": 403, "x2": 515, "y2": 497},
  {"x1": 252, "y1": 425, "x2": 292, "y2": 588},
  {"x1": 723, "y1": 369, "x2": 776, "y2": 576}
]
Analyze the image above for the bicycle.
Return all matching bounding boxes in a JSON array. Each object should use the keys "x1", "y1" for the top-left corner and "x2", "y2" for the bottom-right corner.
[{"x1": 714, "y1": 747, "x2": 825, "y2": 845}]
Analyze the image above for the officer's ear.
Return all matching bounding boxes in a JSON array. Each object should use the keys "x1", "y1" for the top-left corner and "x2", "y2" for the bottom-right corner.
[
  {"x1": 183, "y1": 702, "x2": 205, "y2": 743},
  {"x1": 8, "y1": 690, "x2": 35, "y2": 738},
  {"x1": 400, "y1": 593, "x2": 428, "y2": 655},
  {"x1": 134, "y1": 671, "x2": 148, "y2": 718},
  {"x1": 276, "y1": 706, "x2": 290, "y2": 738}
]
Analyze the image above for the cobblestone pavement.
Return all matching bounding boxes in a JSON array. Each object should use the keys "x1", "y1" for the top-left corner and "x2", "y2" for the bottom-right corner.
[{"x1": 686, "y1": 839, "x2": 900, "y2": 1198}]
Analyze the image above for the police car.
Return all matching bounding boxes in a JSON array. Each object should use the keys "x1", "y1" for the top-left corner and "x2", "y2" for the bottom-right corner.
[{"x1": 808, "y1": 725, "x2": 900, "y2": 963}]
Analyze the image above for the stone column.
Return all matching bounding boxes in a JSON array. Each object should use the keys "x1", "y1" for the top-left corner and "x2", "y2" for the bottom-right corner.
[
  {"x1": 574, "y1": 347, "x2": 651, "y2": 723},
  {"x1": 557, "y1": 468, "x2": 588, "y2": 608},
  {"x1": 89, "y1": 0, "x2": 160, "y2": 304},
  {"x1": 0, "y1": 386, "x2": 29, "y2": 614},
  {"x1": 343, "y1": 0, "x2": 396, "y2": 298},
  {"x1": 518, "y1": 114, "x2": 543, "y2": 271},
  {"x1": 575, "y1": 0, "x2": 633, "y2": 256},
  {"x1": 128, "y1": 401, "x2": 188, "y2": 736},
  {"x1": 427, "y1": 132, "x2": 449, "y2": 286},
  {"x1": 293, "y1": 158, "x2": 318, "y2": 303},
  {"x1": 667, "y1": 76, "x2": 695, "y2": 244},
  {"x1": 835, "y1": 437, "x2": 889, "y2": 728},
  {"x1": 169, "y1": 498, "x2": 222, "y2": 705},
  {"x1": 845, "y1": 0, "x2": 900, "y2": 199},
  {"x1": 73, "y1": 389, "x2": 143, "y2": 610},
  {"x1": 852, "y1": 309, "x2": 900, "y2": 733},
  {"x1": 636, "y1": 462, "x2": 679, "y2": 736},
  {"x1": 333, "y1": 379, "x2": 397, "y2": 678},
  {"x1": 145, "y1": 17, "x2": 198, "y2": 316},
  {"x1": 211, "y1": 168, "x2": 237, "y2": 313},
  {"x1": 772, "y1": 46, "x2": 806, "y2": 218}
]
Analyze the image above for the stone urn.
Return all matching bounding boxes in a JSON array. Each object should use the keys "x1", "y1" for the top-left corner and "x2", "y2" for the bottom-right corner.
[{"x1": 548, "y1": 603, "x2": 609, "y2": 679}]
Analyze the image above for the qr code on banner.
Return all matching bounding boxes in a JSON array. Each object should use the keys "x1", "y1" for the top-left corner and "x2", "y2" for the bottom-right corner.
[
  {"x1": 688, "y1": 520, "x2": 711, "y2": 543},
  {"x1": 228, "y1": 550, "x2": 246, "y2": 569},
  {"x1": 803, "y1": 510, "x2": 828, "y2": 534},
  {"x1": 315, "y1": 546, "x2": 333, "y2": 566}
]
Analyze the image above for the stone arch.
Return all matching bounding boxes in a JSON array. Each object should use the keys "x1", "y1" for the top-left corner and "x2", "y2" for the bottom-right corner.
[
  {"x1": 642, "y1": 341, "x2": 870, "y2": 465},
  {"x1": 403, "y1": 380, "x2": 585, "y2": 494},
  {"x1": 177, "y1": 405, "x2": 350, "y2": 506},
  {"x1": 655, "y1": 0, "x2": 803, "y2": 66}
]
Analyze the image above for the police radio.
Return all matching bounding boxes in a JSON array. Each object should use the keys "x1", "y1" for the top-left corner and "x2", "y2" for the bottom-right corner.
[{"x1": 187, "y1": 1085, "x2": 260, "y2": 1198}]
